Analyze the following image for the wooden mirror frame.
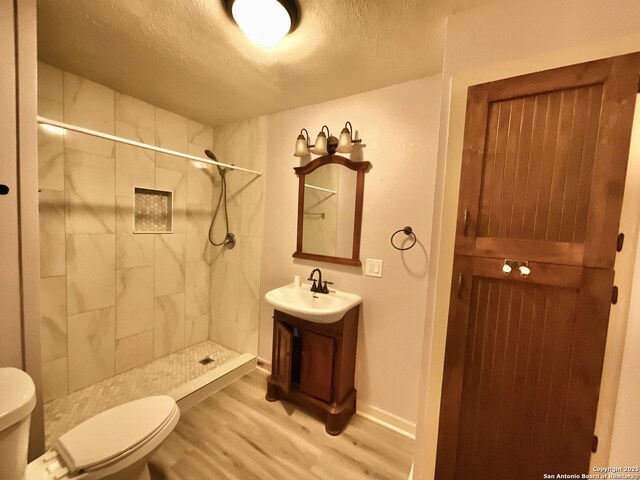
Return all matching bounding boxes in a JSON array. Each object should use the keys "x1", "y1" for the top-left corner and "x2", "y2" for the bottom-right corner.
[{"x1": 293, "y1": 154, "x2": 371, "y2": 266}]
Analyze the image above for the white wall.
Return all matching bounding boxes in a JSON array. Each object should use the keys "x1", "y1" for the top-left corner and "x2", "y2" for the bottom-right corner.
[
  {"x1": 0, "y1": 0, "x2": 23, "y2": 370},
  {"x1": 609, "y1": 99, "x2": 640, "y2": 465},
  {"x1": 260, "y1": 76, "x2": 443, "y2": 431},
  {"x1": 0, "y1": 0, "x2": 44, "y2": 457},
  {"x1": 415, "y1": 0, "x2": 640, "y2": 477},
  {"x1": 611, "y1": 220, "x2": 640, "y2": 465}
]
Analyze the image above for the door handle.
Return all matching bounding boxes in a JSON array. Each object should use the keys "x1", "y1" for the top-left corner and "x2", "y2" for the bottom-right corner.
[
  {"x1": 457, "y1": 273, "x2": 463, "y2": 297},
  {"x1": 463, "y1": 209, "x2": 469, "y2": 235},
  {"x1": 0, "y1": 185, "x2": 9, "y2": 195}
]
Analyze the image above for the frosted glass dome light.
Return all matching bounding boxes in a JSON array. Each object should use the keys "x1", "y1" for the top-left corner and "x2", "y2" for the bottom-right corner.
[{"x1": 231, "y1": 0, "x2": 294, "y2": 47}]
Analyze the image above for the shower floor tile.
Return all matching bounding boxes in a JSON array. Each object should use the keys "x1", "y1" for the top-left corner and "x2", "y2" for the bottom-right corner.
[{"x1": 44, "y1": 340, "x2": 241, "y2": 447}]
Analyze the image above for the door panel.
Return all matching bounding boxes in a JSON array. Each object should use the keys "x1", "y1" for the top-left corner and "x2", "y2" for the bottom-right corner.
[
  {"x1": 474, "y1": 237, "x2": 583, "y2": 265},
  {"x1": 272, "y1": 321, "x2": 293, "y2": 394},
  {"x1": 438, "y1": 52, "x2": 640, "y2": 480},
  {"x1": 300, "y1": 331, "x2": 334, "y2": 402},
  {"x1": 455, "y1": 54, "x2": 640, "y2": 269},
  {"x1": 438, "y1": 256, "x2": 614, "y2": 479},
  {"x1": 477, "y1": 86, "x2": 601, "y2": 244}
]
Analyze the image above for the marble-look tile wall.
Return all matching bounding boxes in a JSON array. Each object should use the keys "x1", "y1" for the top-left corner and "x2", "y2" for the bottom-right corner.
[
  {"x1": 210, "y1": 118, "x2": 267, "y2": 356},
  {"x1": 37, "y1": 62, "x2": 217, "y2": 401}
]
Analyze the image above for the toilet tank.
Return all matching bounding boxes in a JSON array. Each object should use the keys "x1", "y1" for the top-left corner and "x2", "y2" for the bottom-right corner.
[{"x1": 0, "y1": 368, "x2": 36, "y2": 480}]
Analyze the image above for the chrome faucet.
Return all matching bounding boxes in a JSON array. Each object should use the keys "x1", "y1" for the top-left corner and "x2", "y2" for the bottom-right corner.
[{"x1": 308, "y1": 268, "x2": 333, "y2": 294}]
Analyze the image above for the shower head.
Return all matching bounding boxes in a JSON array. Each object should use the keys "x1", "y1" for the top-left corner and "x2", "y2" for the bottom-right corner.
[{"x1": 204, "y1": 149, "x2": 228, "y2": 176}]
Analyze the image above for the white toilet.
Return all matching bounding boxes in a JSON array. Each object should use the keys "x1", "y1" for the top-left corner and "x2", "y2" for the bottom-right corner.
[{"x1": 0, "y1": 368, "x2": 180, "y2": 480}]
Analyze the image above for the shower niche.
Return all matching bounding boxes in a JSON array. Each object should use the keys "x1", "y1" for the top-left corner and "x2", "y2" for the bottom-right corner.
[{"x1": 133, "y1": 187, "x2": 173, "y2": 233}]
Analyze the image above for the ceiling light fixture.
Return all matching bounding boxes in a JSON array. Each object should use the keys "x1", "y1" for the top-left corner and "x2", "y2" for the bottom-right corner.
[
  {"x1": 222, "y1": 0, "x2": 300, "y2": 48},
  {"x1": 294, "y1": 122, "x2": 363, "y2": 157}
]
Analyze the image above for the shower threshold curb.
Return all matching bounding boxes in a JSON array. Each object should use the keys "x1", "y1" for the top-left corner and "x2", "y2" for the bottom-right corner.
[{"x1": 172, "y1": 353, "x2": 257, "y2": 411}]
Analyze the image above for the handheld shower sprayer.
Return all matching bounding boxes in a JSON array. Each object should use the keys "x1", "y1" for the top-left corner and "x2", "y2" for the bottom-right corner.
[{"x1": 204, "y1": 149, "x2": 229, "y2": 177}]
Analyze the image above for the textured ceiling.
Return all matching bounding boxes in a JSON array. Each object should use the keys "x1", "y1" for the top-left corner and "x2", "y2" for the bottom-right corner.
[{"x1": 37, "y1": 0, "x2": 488, "y2": 127}]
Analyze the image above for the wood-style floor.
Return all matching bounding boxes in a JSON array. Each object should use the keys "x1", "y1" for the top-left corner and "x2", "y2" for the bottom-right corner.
[{"x1": 150, "y1": 369, "x2": 414, "y2": 479}]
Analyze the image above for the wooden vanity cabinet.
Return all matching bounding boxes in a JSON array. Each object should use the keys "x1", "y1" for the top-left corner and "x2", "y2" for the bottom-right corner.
[{"x1": 265, "y1": 306, "x2": 359, "y2": 435}]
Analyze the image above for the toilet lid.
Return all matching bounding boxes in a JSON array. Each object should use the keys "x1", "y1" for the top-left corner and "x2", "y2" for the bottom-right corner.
[{"x1": 53, "y1": 396, "x2": 178, "y2": 473}]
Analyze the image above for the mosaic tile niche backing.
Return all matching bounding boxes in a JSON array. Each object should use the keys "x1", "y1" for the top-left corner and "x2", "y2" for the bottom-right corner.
[{"x1": 134, "y1": 187, "x2": 173, "y2": 232}]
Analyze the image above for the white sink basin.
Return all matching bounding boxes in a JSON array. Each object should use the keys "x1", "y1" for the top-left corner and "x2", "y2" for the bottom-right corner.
[{"x1": 265, "y1": 283, "x2": 362, "y2": 324}]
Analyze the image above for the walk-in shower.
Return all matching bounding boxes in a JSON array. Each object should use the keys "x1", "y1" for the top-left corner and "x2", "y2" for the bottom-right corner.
[
  {"x1": 35, "y1": 63, "x2": 261, "y2": 448},
  {"x1": 205, "y1": 149, "x2": 236, "y2": 249}
]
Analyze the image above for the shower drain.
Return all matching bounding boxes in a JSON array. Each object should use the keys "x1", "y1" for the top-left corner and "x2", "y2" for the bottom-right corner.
[{"x1": 198, "y1": 355, "x2": 216, "y2": 365}]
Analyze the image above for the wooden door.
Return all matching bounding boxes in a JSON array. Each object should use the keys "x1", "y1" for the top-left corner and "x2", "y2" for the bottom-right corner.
[
  {"x1": 436, "y1": 53, "x2": 640, "y2": 480},
  {"x1": 300, "y1": 330, "x2": 335, "y2": 402},
  {"x1": 272, "y1": 321, "x2": 293, "y2": 394}
]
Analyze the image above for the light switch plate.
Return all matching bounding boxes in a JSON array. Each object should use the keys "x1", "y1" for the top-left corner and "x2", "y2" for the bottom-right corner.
[{"x1": 365, "y1": 258, "x2": 383, "y2": 278}]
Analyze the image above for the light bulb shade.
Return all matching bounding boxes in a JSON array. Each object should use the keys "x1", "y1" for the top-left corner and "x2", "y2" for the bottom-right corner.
[
  {"x1": 230, "y1": 0, "x2": 293, "y2": 47},
  {"x1": 294, "y1": 134, "x2": 309, "y2": 157},
  {"x1": 311, "y1": 131, "x2": 328, "y2": 155},
  {"x1": 336, "y1": 127, "x2": 353, "y2": 153}
]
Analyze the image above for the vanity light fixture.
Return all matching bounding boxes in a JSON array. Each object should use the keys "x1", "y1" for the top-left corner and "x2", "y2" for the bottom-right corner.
[
  {"x1": 222, "y1": 0, "x2": 300, "y2": 47},
  {"x1": 294, "y1": 128, "x2": 311, "y2": 157},
  {"x1": 311, "y1": 125, "x2": 332, "y2": 155},
  {"x1": 336, "y1": 121, "x2": 362, "y2": 153},
  {"x1": 294, "y1": 122, "x2": 363, "y2": 157}
]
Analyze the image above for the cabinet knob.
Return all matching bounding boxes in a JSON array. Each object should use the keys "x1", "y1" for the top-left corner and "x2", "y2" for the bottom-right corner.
[{"x1": 0, "y1": 184, "x2": 9, "y2": 195}]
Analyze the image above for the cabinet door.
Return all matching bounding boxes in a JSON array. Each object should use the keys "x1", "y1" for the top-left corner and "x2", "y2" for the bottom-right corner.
[
  {"x1": 272, "y1": 321, "x2": 293, "y2": 394},
  {"x1": 300, "y1": 331, "x2": 335, "y2": 403}
]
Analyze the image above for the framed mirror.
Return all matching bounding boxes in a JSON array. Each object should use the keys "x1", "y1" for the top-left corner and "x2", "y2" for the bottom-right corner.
[{"x1": 293, "y1": 155, "x2": 371, "y2": 266}]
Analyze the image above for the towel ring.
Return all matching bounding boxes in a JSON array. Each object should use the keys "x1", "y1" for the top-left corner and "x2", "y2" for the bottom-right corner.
[{"x1": 391, "y1": 226, "x2": 417, "y2": 251}]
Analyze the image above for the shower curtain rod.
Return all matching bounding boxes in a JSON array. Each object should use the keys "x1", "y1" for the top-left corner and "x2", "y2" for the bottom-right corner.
[
  {"x1": 37, "y1": 116, "x2": 262, "y2": 177},
  {"x1": 304, "y1": 184, "x2": 336, "y2": 195}
]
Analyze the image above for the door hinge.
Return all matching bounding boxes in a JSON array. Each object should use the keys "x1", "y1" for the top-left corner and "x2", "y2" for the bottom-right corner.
[
  {"x1": 612, "y1": 286, "x2": 619, "y2": 305},
  {"x1": 592, "y1": 435, "x2": 599, "y2": 453},
  {"x1": 617, "y1": 233, "x2": 625, "y2": 252}
]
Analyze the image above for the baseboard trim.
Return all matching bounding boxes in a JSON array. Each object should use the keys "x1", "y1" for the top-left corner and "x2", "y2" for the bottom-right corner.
[
  {"x1": 256, "y1": 356, "x2": 271, "y2": 374},
  {"x1": 173, "y1": 354, "x2": 256, "y2": 411},
  {"x1": 356, "y1": 402, "x2": 416, "y2": 440},
  {"x1": 255, "y1": 356, "x2": 415, "y2": 439}
]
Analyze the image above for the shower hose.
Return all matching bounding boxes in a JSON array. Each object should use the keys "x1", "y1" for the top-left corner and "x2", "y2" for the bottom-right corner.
[{"x1": 208, "y1": 168, "x2": 234, "y2": 248}]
